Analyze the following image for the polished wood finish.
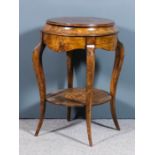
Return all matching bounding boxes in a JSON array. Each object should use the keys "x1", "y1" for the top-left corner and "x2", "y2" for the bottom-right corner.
[
  {"x1": 85, "y1": 39, "x2": 96, "y2": 146},
  {"x1": 110, "y1": 40, "x2": 124, "y2": 130},
  {"x1": 46, "y1": 17, "x2": 114, "y2": 27},
  {"x1": 43, "y1": 25, "x2": 117, "y2": 36},
  {"x1": 32, "y1": 17, "x2": 124, "y2": 146},
  {"x1": 46, "y1": 88, "x2": 111, "y2": 107},
  {"x1": 66, "y1": 52, "x2": 73, "y2": 121},
  {"x1": 32, "y1": 41, "x2": 46, "y2": 136}
]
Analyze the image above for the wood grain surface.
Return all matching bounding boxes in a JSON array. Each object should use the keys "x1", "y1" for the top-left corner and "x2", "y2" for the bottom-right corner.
[{"x1": 32, "y1": 17, "x2": 124, "y2": 146}]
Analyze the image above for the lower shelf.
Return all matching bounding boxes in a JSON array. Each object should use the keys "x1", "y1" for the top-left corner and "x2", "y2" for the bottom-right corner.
[{"x1": 46, "y1": 88, "x2": 111, "y2": 107}]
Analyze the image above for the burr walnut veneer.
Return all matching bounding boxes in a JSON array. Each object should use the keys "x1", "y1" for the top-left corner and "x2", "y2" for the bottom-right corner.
[{"x1": 32, "y1": 17, "x2": 124, "y2": 146}]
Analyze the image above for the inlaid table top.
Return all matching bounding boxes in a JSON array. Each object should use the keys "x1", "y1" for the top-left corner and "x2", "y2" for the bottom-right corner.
[
  {"x1": 46, "y1": 17, "x2": 114, "y2": 27},
  {"x1": 42, "y1": 17, "x2": 118, "y2": 37}
]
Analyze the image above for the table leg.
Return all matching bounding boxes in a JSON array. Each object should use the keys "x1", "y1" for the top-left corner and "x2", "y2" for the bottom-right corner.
[
  {"x1": 86, "y1": 44, "x2": 95, "y2": 146},
  {"x1": 110, "y1": 40, "x2": 124, "y2": 130},
  {"x1": 32, "y1": 41, "x2": 46, "y2": 136},
  {"x1": 66, "y1": 52, "x2": 73, "y2": 121}
]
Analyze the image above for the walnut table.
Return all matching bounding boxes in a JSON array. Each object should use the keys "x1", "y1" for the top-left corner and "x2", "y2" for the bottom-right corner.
[{"x1": 32, "y1": 17, "x2": 124, "y2": 146}]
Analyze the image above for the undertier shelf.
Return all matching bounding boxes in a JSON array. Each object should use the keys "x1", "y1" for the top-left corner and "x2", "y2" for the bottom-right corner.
[{"x1": 46, "y1": 88, "x2": 111, "y2": 107}]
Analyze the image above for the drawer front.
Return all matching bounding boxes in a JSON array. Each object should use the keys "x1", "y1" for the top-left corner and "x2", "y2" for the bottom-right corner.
[
  {"x1": 43, "y1": 34, "x2": 85, "y2": 52},
  {"x1": 95, "y1": 35, "x2": 117, "y2": 51},
  {"x1": 43, "y1": 33, "x2": 117, "y2": 52}
]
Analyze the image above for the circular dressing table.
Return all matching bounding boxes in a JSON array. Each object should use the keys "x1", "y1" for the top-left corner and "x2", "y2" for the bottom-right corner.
[{"x1": 32, "y1": 17, "x2": 124, "y2": 146}]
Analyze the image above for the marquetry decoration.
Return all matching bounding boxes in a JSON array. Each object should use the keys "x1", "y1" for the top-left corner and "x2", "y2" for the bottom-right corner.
[{"x1": 32, "y1": 17, "x2": 124, "y2": 146}]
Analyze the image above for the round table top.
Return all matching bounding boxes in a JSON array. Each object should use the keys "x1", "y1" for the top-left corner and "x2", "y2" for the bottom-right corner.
[{"x1": 46, "y1": 17, "x2": 115, "y2": 27}]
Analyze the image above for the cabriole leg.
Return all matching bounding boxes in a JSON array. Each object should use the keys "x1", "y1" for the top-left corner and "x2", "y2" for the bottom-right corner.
[
  {"x1": 110, "y1": 40, "x2": 124, "y2": 130},
  {"x1": 32, "y1": 42, "x2": 46, "y2": 136},
  {"x1": 66, "y1": 52, "x2": 74, "y2": 121},
  {"x1": 86, "y1": 43, "x2": 95, "y2": 146}
]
